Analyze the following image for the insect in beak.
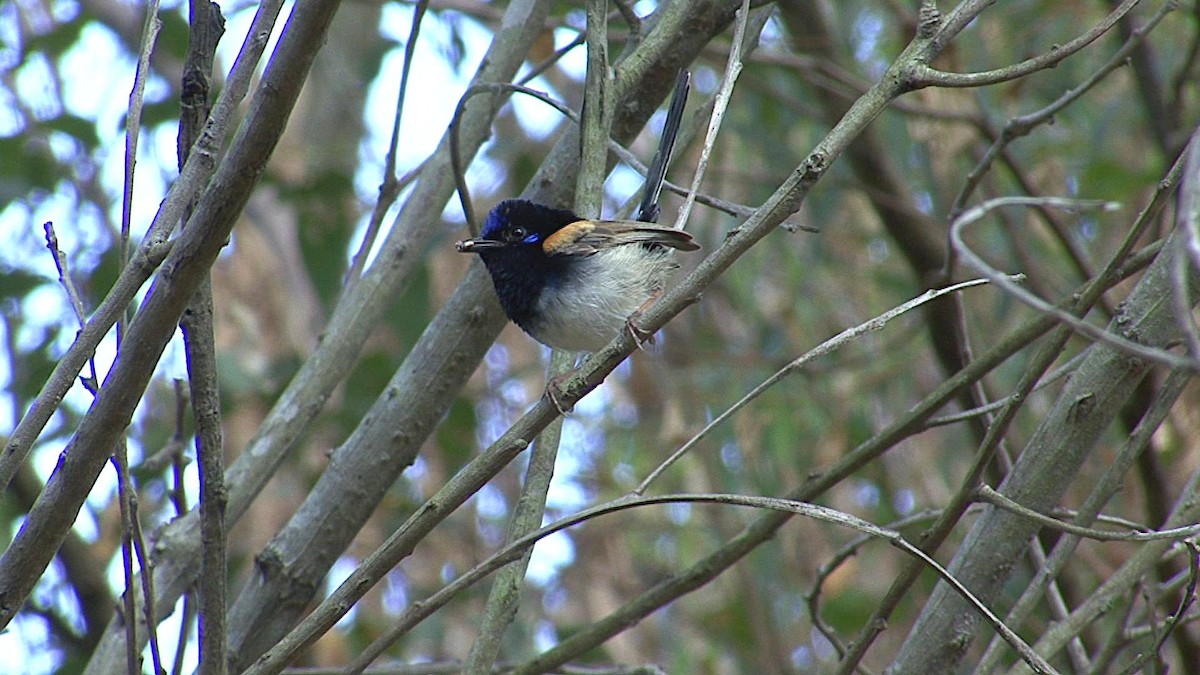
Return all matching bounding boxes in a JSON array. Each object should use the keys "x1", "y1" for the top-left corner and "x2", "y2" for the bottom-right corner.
[{"x1": 455, "y1": 238, "x2": 504, "y2": 253}]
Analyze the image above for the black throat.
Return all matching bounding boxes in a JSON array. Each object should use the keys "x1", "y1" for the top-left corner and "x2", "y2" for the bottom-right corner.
[{"x1": 476, "y1": 245, "x2": 570, "y2": 335}]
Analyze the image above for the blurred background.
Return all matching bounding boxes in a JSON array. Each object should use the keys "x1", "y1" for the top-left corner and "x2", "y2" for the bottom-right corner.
[{"x1": 2, "y1": 0, "x2": 1199, "y2": 673}]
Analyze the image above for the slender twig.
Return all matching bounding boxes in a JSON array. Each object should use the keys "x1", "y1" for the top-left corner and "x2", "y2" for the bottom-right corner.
[
  {"x1": 118, "y1": 0, "x2": 163, "y2": 334},
  {"x1": 1090, "y1": 591, "x2": 1144, "y2": 673},
  {"x1": 349, "y1": 493, "x2": 1062, "y2": 675},
  {"x1": 806, "y1": 508, "x2": 943, "y2": 663},
  {"x1": 1172, "y1": 230, "x2": 1200, "y2": 361},
  {"x1": 342, "y1": 0, "x2": 430, "y2": 299},
  {"x1": 1170, "y1": 3, "x2": 1200, "y2": 130},
  {"x1": 907, "y1": 0, "x2": 1143, "y2": 88},
  {"x1": 950, "y1": 0, "x2": 1174, "y2": 222},
  {"x1": 951, "y1": 196, "x2": 1200, "y2": 371},
  {"x1": 0, "y1": 0, "x2": 284, "y2": 494},
  {"x1": 177, "y1": 3, "x2": 229, "y2": 674},
  {"x1": 1128, "y1": 546, "x2": 1200, "y2": 671},
  {"x1": 41, "y1": 223, "x2": 89, "y2": 326},
  {"x1": 611, "y1": 0, "x2": 641, "y2": 35},
  {"x1": 924, "y1": 351, "x2": 1084, "y2": 428},
  {"x1": 171, "y1": 593, "x2": 196, "y2": 675},
  {"x1": 113, "y1": 449, "x2": 166, "y2": 675},
  {"x1": 169, "y1": 379, "x2": 190, "y2": 516},
  {"x1": 113, "y1": 4, "x2": 164, "y2": 665},
  {"x1": 636, "y1": 276, "x2": 1008, "y2": 494},
  {"x1": 517, "y1": 31, "x2": 586, "y2": 86},
  {"x1": 116, "y1": 459, "x2": 139, "y2": 675},
  {"x1": 449, "y1": 28, "x2": 585, "y2": 231},
  {"x1": 976, "y1": 486, "x2": 1200, "y2": 543},
  {"x1": 1174, "y1": 136, "x2": 1200, "y2": 357},
  {"x1": 41, "y1": 222, "x2": 100, "y2": 394},
  {"x1": 167, "y1": 382, "x2": 192, "y2": 675},
  {"x1": 671, "y1": 0, "x2": 752, "y2": 232},
  {"x1": 450, "y1": 83, "x2": 533, "y2": 233}
]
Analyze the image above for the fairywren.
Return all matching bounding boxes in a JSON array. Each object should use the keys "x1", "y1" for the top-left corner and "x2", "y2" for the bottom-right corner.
[
  {"x1": 456, "y1": 199, "x2": 699, "y2": 352},
  {"x1": 457, "y1": 70, "x2": 696, "y2": 354}
]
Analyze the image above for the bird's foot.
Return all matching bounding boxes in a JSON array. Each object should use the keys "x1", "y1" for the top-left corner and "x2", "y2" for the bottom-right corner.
[
  {"x1": 625, "y1": 313, "x2": 657, "y2": 350},
  {"x1": 544, "y1": 370, "x2": 577, "y2": 415},
  {"x1": 625, "y1": 290, "x2": 663, "y2": 350}
]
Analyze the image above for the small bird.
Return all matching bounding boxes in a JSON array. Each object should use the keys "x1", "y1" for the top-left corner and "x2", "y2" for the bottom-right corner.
[{"x1": 456, "y1": 199, "x2": 700, "y2": 352}]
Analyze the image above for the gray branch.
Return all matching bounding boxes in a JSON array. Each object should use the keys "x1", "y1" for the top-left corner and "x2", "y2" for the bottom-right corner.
[{"x1": 890, "y1": 234, "x2": 1199, "y2": 671}]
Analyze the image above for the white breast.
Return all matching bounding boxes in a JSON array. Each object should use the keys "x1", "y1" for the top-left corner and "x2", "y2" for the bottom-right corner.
[{"x1": 529, "y1": 246, "x2": 677, "y2": 352}]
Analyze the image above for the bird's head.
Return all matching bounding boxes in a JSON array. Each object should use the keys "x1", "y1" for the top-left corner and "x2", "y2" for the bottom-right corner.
[{"x1": 455, "y1": 199, "x2": 579, "y2": 257}]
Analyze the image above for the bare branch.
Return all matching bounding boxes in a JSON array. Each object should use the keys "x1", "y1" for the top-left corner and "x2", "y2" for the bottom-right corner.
[
  {"x1": 636, "y1": 276, "x2": 1010, "y2": 495},
  {"x1": 907, "y1": 0, "x2": 1146, "y2": 89}
]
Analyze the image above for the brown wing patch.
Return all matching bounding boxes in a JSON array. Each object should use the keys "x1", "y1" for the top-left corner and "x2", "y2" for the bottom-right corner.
[
  {"x1": 542, "y1": 220, "x2": 597, "y2": 255},
  {"x1": 543, "y1": 220, "x2": 701, "y2": 256},
  {"x1": 596, "y1": 221, "x2": 701, "y2": 251}
]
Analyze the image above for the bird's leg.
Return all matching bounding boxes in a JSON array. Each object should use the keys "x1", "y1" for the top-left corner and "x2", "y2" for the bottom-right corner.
[
  {"x1": 543, "y1": 351, "x2": 583, "y2": 415},
  {"x1": 544, "y1": 369, "x2": 577, "y2": 415},
  {"x1": 625, "y1": 288, "x2": 664, "y2": 349}
]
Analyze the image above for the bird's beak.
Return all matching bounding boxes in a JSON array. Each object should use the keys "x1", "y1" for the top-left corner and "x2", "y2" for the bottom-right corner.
[{"x1": 455, "y1": 237, "x2": 503, "y2": 253}]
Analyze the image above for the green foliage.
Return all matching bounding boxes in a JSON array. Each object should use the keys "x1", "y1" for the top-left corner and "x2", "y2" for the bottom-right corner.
[
  {"x1": 286, "y1": 169, "x2": 358, "y2": 310},
  {"x1": 0, "y1": 135, "x2": 63, "y2": 196},
  {"x1": 3, "y1": 1, "x2": 1199, "y2": 673}
]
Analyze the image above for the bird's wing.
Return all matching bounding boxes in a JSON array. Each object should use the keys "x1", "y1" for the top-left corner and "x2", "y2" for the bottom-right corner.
[{"x1": 542, "y1": 220, "x2": 700, "y2": 256}]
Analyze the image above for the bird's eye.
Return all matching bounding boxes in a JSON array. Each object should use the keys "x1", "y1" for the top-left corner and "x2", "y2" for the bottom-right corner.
[{"x1": 507, "y1": 226, "x2": 538, "y2": 243}]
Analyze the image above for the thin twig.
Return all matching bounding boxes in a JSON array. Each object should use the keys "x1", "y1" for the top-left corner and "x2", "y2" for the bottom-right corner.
[
  {"x1": 806, "y1": 508, "x2": 943, "y2": 663},
  {"x1": 352, "y1": 493, "x2": 1061, "y2": 675},
  {"x1": 635, "y1": 276, "x2": 1008, "y2": 494},
  {"x1": 951, "y1": 196, "x2": 1200, "y2": 371},
  {"x1": 672, "y1": 0, "x2": 752, "y2": 232},
  {"x1": 167, "y1": 382, "x2": 192, "y2": 675},
  {"x1": 924, "y1": 351, "x2": 1084, "y2": 428},
  {"x1": 343, "y1": 0, "x2": 430, "y2": 299},
  {"x1": 113, "y1": 449, "x2": 166, "y2": 675},
  {"x1": 517, "y1": 31, "x2": 586, "y2": 86},
  {"x1": 118, "y1": 0, "x2": 164, "y2": 347},
  {"x1": 169, "y1": 379, "x2": 190, "y2": 516},
  {"x1": 949, "y1": 0, "x2": 1174, "y2": 223},
  {"x1": 179, "y1": 2, "x2": 229, "y2": 672},
  {"x1": 908, "y1": 0, "x2": 1144, "y2": 88},
  {"x1": 41, "y1": 222, "x2": 100, "y2": 394},
  {"x1": 976, "y1": 485, "x2": 1200, "y2": 543},
  {"x1": 113, "y1": 3, "x2": 164, "y2": 665},
  {"x1": 116, "y1": 458, "x2": 139, "y2": 675},
  {"x1": 0, "y1": 0, "x2": 284, "y2": 494},
  {"x1": 1174, "y1": 135, "x2": 1200, "y2": 358},
  {"x1": 1127, "y1": 545, "x2": 1200, "y2": 672}
]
